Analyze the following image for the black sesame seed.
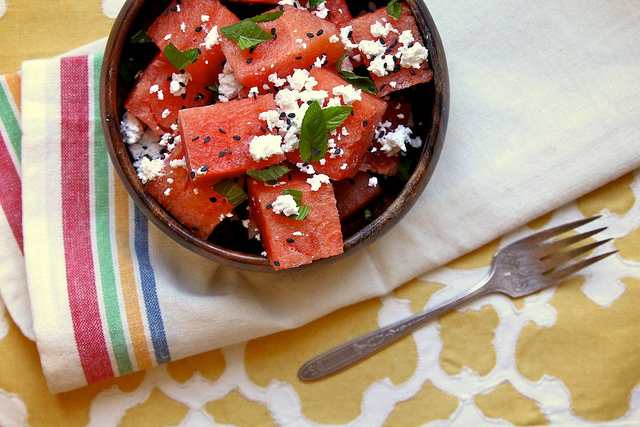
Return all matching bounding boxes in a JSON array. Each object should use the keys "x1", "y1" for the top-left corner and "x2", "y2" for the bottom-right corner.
[
  {"x1": 192, "y1": 136, "x2": 200, "y2": 141},
  {"x1": 181, "y1": 94, "x2": 187, "y2": 100},
  {"x1": 379, "y1": 83, "x2": 386, "y2": 91},
  {"x1": 163, "y1": 9, "x2": 169, "y2": 16},
  {"x1": 201, "y1": 165, "x2": 209, "y2": 171},
  {"x1": 219, "y1": 151, "x2": 226, "y2": 157},
  {"x1": 204, "y1": 136, "x2": 211, "y2": 143},
  {"x1": 307, "y1": 100, "x2": 313, "y2": 105},
  {"x1": 278, "y1": 4, "x2": 284, "y2": 9},
  {"x1": 176, "y1": 0, "x2": 182, "y2": 4},
  {"x1": 224, "y1": 148, "x2": 232, "y2": 154},
  {"x1": 302, "y1": 161, "x2": 309, "y2": 166},
  {"x1": 349, "y1": 179, "x2": 356, "y2": 185},
  {"x1": 409, "y1": 70, "x2": 417, "y2": 76},
  {"x1": 192, "y1": 226, "x2": 200, "y2": 231},
  {"x1": 286, "y1": 238, "x2": 294, "y2": 243},
  {"x1": 209, "y1": 197, "x2": 218, "y2": 203},
  {"x1": 280, "y1": 112, "x2": 287, "y2": 118},
  {"x1": 266, "y1": 204, "x2": 273, "y2": 209},
  {"x1": 195, "y1": 26, "x2": 202, "y2": 32},
  {"x1": 219, "y1": 128, "x2": 226, "y2": 134},
  {"x1": 348, "y1": 30, "x2": 353, "y2": 38},
  {"x1": 168, "y1": 136, "x2": 175, "y2": 144},
  {"x1": 249, "y1": 47, "x2": 255, "y2": 54},
  {"x1": 390, "y1": 39, "x2": 399, "y2": 49},
  {"x1": 306, "y1": 32, "x2": 314, "y2": 38},
  {"x1": 170, "y1": 6, "x2": 177, "y2": 12},
  {"x1": 233, "y1": 135, "x2": 241, "y2": 140},
  {"x1": 287, "y1": 112, "x2": 296, "y2": 118},
  {"x1": 379, "y1": 38, "x2": 386, "y2": 45},
  {"x1": 270, "y1": 28, "x2": 276, "y2": 35},
  {"x1": 274, "y1": 260, "x2": 281, "y2": 266},
  {"x1": 313, "y1": 148, "x2": 321, "y2": 154},
  {"x1": 260, "y1": 126, "x2": 267, "y2": 133},
  {"x1": 167, "y1": 76, "x2": 172, "y2": 82},
  {"x1": 179, "y1": 81, "x2": 186, "y2": 87},
  {"x1": 190, "y1": 171, "x2": 196, "y2": 179},
  {"x1": 197, "y1": 48, "x2": 202, "y2": 54},
  {"x1": 363, "y1": 119, "x2": 369, "y2": 128},
  {"x1": 246, "y1": 57, "x2": 253, "y2": 64},
  {"x1": 317, "y1": 29, "x2": 323, "y2": 36},
  {"x1": 295, "y1": 56, "x2": 303, "y2": 60}
]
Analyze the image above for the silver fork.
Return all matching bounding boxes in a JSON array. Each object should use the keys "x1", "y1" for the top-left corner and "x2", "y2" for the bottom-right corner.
[{"x1": 299, "y1": 216, "x2": 617, "y2": 382}]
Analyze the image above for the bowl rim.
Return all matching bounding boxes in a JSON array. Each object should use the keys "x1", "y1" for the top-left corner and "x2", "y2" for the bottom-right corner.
[{"x1": 100, "y1": 0, "x2": 449, "y2": 273}]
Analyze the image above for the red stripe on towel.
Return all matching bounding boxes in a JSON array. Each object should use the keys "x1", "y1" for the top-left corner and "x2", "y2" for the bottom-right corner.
[
  {"x1": 60, "y1": 56, "x2": 114, "y2": 384},
  {"x1": 0, "y1": 131, "x2": 23, "y2": 251}
]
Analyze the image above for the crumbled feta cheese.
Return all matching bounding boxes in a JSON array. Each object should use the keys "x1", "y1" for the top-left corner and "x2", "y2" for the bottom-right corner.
[
  {"x1": 340, "y1": 163, "x2": 349, "y2": 170},
  {"x1": 249, "y1": 134, "x2": 284, "y2": 161},
  {"x1": 164, "y1": 34, "x2": 172, "y2": 41},
  {"x1": 121, "y1": 112, "x2": 144, "y2": 144},
  {"x1": 287, "y1": 69, "x2": 313, "y2": 91},
  {"x1": 367, "y1": 54, "x2": 395, "y2": 77},
  {"x1": 275, "y1": 89, "x2": 301, "y2": 111},
  {"x1": 170, "y1": 71, "x2": 192, "y2": 96},
  {"x1": 292, "y1": 231, "x2": 304, "y2": 236},
  {"x1": 329, "y1": 34, "x2": 340, "y2": 43},
  {"x1": 169, "y1": 156, "x2": 188, "y2": 169},
  {"x1": 296, "y1": 162, "x2": 316, "y2": 175},
  {"x1": 368, "y1": 176, "x2": 378, "y2": 187},
  {"x1": 217, "y1": 62, "x2": 243, "y2": 102},
  {"x1": 157, "y1": 90, "x2": 164, "y2": 100},
  {"x1": 370, "y1": 21, "x2": 397, "y2": 38},
  {"x1": 180, "y1": 22, "x2": 186, "y2": 32},
  {"x1": 272, "y1": 194, "x2": 299, "y2": 217},
  {"x1": 399, "y1": 42, "x2": 428, "y2": 68},
  {"x1": 410, "y1": 135, "x2": 423, "y2": 148},
  {"x1": 248, "y1": 86, "x2": 260, "y2": 98},
  {"x1": 377, "y1": 124, "x2": 412, "y2": 156},
  {"x1": 307, "y1": 173, "x2": 330, "y2": 191},
  {"x1": 332, "y1": 85, "x2": 362, "y2": 104},
  {"x1": 313, "y1": 54, "x2": 327, "y2": 68},
  {"x1": 164, "y1": 188, "x2": 172, "y2": 196},
  {"x1": 149, "y1": 84, "x2": 159, "y2": 94},
  {"x1": 259, "y1": 110, "x2": 283, "y2": 130},
  {"x1": 161, "y1": 108, "x2": 170, "y2": 119},
  {"x1": 201, "y1": 14, "x2": 210, "y2": 22},
  {"x1": 340, "y1": 26, "x2": 358, "y2": 51},
  {"x1": 201, "y1": 25, "x2": 220, "y2": 50},
  {"x1": 268, "y1": 72, "x2": 286, "y2": 87},
  {"x1": 358, "y1": 40, "x2": 386, "y2": 58},
  {"x1": 137, "y1": 157, "x2": 164, "y2": 184},
  {"x1": 312, "y1": 2, "x2": 328, "y2": 19},
  {"x1": 398, "y1": 30, "x2": 414, "y2": 45},
  {"x1": 390, "y1": 81, "x2": 397, "y2": 88}
]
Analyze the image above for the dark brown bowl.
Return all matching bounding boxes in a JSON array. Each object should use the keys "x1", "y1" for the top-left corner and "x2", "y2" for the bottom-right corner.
[{"x1": 100, "y1": 0, "x2": 449, "y2": 272}]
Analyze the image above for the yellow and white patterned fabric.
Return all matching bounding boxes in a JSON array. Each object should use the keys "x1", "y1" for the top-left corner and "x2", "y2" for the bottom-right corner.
[{"x1": 1, "y1": 1, "x2": 639, "y2": 426}]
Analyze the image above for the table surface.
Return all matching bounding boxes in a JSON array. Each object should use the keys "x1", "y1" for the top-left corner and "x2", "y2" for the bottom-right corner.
[{"x1": 1, "y1": 1, "x2": 639, "y2": 426}]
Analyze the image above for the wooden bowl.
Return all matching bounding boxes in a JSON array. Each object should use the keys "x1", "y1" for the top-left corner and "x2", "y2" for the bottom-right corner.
[{"x1": 100, "y1": 0, "x2": 449, "y2": 272}]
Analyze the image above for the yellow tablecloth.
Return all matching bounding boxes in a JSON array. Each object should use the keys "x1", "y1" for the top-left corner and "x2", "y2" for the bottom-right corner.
[{"x1": 1, "y1": 1, "x2": 639, "y2": 426}]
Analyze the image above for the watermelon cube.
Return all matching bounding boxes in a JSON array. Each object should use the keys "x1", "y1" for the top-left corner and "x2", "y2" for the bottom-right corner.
[
  {"x1": 145, "y1": 142, "x2": 235, "y2": 240},
  {"x1": 219, "y1": 5, "x2": 345, "y2": 88},
  {"x1": 347, "y1": 2, "x2": 433, "y2": 97},
  {"x1": 146, "y1": 0, "x2": 239, "y2": 84},
  {"x1": 333, "y1": 171, "x2": 383, "y2": 220},
  {"x1": 285, "y1": 67, "x2": 387, "y2": 180},
  {"x1": 301, "y1": 0, "x2": 353, "y2": 28},
  {"x1": 247, "y1": 169, "x2": 343, "y2": 269},
  {"x1": 178, "y1": 94, "x2": 285, "y2": 185},
  {"x1": 124, "y1": 52, "x2": 214, "y2": 135}
]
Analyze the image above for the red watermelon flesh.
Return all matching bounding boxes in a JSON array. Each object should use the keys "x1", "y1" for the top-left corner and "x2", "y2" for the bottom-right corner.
[
  {"x1": 247, "y1": 169, "x2": 343, "y2": 270},
  {"x1": 360, "y1": 100, "x2": 412, "y2": 175},
  {"x1": 219, "y1": 5, "x2": 345, "y2": 88},
  {"x1": 178, "y1": 94, "x2": 285, "y2": 185},
  {"x1": 145, "y1": 142, "x2": 235, "y2": 240},
  {"x1": 124, "y1": 52, "x2": 214, "y2": 135},
  {"x1": 301, "y1": 0, "x2": 353, "y2": 28},
  {"x1": 146, "y1": 0, "x2": 238, "y2": 84},
  {"x1": 347, "y1": 3, "x2": 433, "y2": 97},
  {"x1": 285, "y1": 67, "x2": 387, "y2": 180},
  {"x1": 333, "y1": 171, "x2": 383, "y2": 220}
]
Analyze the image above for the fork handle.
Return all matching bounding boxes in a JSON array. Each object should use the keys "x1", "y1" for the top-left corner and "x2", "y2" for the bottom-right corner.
[{"x1": 298, "y1": 281, "x2": 491, "y2": 381}]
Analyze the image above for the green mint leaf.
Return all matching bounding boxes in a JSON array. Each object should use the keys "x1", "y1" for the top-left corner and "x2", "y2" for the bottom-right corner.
[
  {"x1": 339, "y1": 71, "x2": 378, "y2": 94},
  {"x1": 308, "y1": 0, "x2": 325, "y2": 10},
  {"x1": 322, "y1": 105, "x2": 353, "y2": 131},
  {"x1": 250, "y1": 10, "x2": 284, "y2": 23},
  {"x1": 364, "y1": 208, "x2": 372, "y2": 221},
  {"x1": 298, "y1": 100, "x2": 328, "y2": 162},
  {"x1": 247, "y1": 165, "x2": 291, "y2": 185},
  {"x1": 130, "y1": 30, "x2": 152, "y2": 44},
  {"x1": 163, "y1": 42, "x2": 198, "y2": 70},
  {"x1": 283, "y1": 188, "x2": 303, "y2": 206},
  {"x1": 221, "y1": 19, "x2": 273, "y2": 50},
  {"x1": 212, "y1": 179, "x2": 248, "y2": 206},
  {"x1": 335, "y1": 52, "x2": 349, "y2": 72},
  {"x1": 293, "y1": 205, "x2": 311, "y2": 220},
  {"x1": 387, "y1": 0, "x2": 402, "y2": 19}
]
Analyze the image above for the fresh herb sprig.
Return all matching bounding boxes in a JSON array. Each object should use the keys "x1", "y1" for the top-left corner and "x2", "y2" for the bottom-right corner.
[
  {"x1": 220, "y1": 10, "x2": 284, "y2": 50},
  {"x1": 335, "y1": 53, "x2": 378, "y2": 94},
  {"x1": 387, "y1": 0, "x2": 402, "y2": 19},
  {"x1": 212, "y1": 179, "x2": 248, "y2": 206},
  {"x1": 298, "y1": 101, "x2": 352, "y2": 162},
  {"x1": 247, "y1": 165, "x2": 291, "y2": 185},
  {"x1": 163, "y1": 42, "x2": 199, "y2": 70},
  {"x1": 283, "y1": 189, "x2": 311, "y2": 220}
]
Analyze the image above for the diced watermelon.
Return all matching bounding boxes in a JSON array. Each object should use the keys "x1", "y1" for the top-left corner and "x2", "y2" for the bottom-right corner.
[
  {"x1": 178, "y1": 94, "x2": 285, "y2": 185},
  {"x1": 220, "y1": 5, "x2": 345, "y2": 88},
  {"x1": 360, "y1": 100, "x2": 411, "y2": 175},
  {"x1": 301, "y1": 0, "x2": 353, "y2": 28},
  {"x1": 145, "y1": 142, "x2": 235, "y2": 240},
  {"x1": 348, "y1": 3, "x2": 433, "y2": 97},
  {"x1": 124, "y1": 52, "x2": 214, "y2": 135},
  {"x1": 146, "y1": 0, "x2": 238, "y2": 84},
  {"x1": 286, "y1": 67, "x2": 387, "y2": 180},
  {"x1": 333, "y1": 171, "x2": 383, "y2": 220},
  {"x1": 247, "y1": 169, "x2": 343, "y2": 269}
]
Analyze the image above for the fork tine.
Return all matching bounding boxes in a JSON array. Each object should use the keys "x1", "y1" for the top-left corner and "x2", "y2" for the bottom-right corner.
[
  {"x1": 511, "y1": 216, "x2": 601, "y2": 248},
  {"x1": 534, "y1": 227, "x2": 608, "y2": 258},
  {"x1": 546, "y1": 250, "x2": 618, "y2": 282},
  {"x1": 539, "y1": 238, "x2": 613, "y2": 273}
]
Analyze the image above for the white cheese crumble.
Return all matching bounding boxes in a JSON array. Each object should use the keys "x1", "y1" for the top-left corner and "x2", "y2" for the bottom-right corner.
[
  {"x1": 332, "y1": 85, "x2": 362, "y2": 104},
  {"x1": 137, "y1": 157, "x2": 164, "y2": 184},
  {"x1": 201, "y1": 25, "x2": 220, "y2": 50},
  {"x1": 201, "y1": 14, "x2": 210, "y2": 22},
  {"x1": 307, "y1": 173, "x2": 330, "y2": 191},
  {"x1": 217, "y1": 62, "x2": 243, "y2": 102},
  {"x1": 149, "y1": 84, "x2": 159, "y2": 94},
  {"x1": 329, "y1": 34, "x2": 340, "y2": 43},
  {"x1": 339, "y1": 26, "x2": 358, "y2": 51},
  {"x1": 368, "y1": 176, "x2": 378, "y2": 187},
  {"x1": 180, "y1": 22, "x2": 186, "y2": 32},
  {"x1": 272, "y1": 194, "x2": 299, "y2": 217},
  {"x1": 367, "y1": 54, "x2": 395, "y2": 77},
  {"x1": 399, "y1": 42, "x2": 429, "y2": 68},
  {"x1": 268, "y1": 72, "x2": 286, "y2": 87},
  {"x1": 161, "y1": 108, "x2": 170, "y2": 119},
  {"x1": 258, "y1": 110, "x2": 282, "y2": 130},
  {"x1": 370, "y1": 21, "x2": 397, "y2": 38},
  {"x1": 163, "y1": 34, "x2": 172, "y2": 41},
  {"x1": 170, "y1": 72, "x2": 192, "y2": 96},
  {"x1": 296, "y1": 162, "x2": 316, "y2": 175},
  {"x1": 248, "y1": 86, "x2": 260, "y2": 98},
  {"x1": 312, "y1": 2, "x2": 328, "y2": 19},
  {"x1": 377, "y1": 123, "x2": 413, "y2": 156},
  {"x1": 358, "y1": 40, "x2": 386, "y2": 58},
  {"x1": 249, "y1": 134, "x2": 284, "y2": 161},
  {"x1": 121, "y1": 112, "x2": 144, "y2": 144}
]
